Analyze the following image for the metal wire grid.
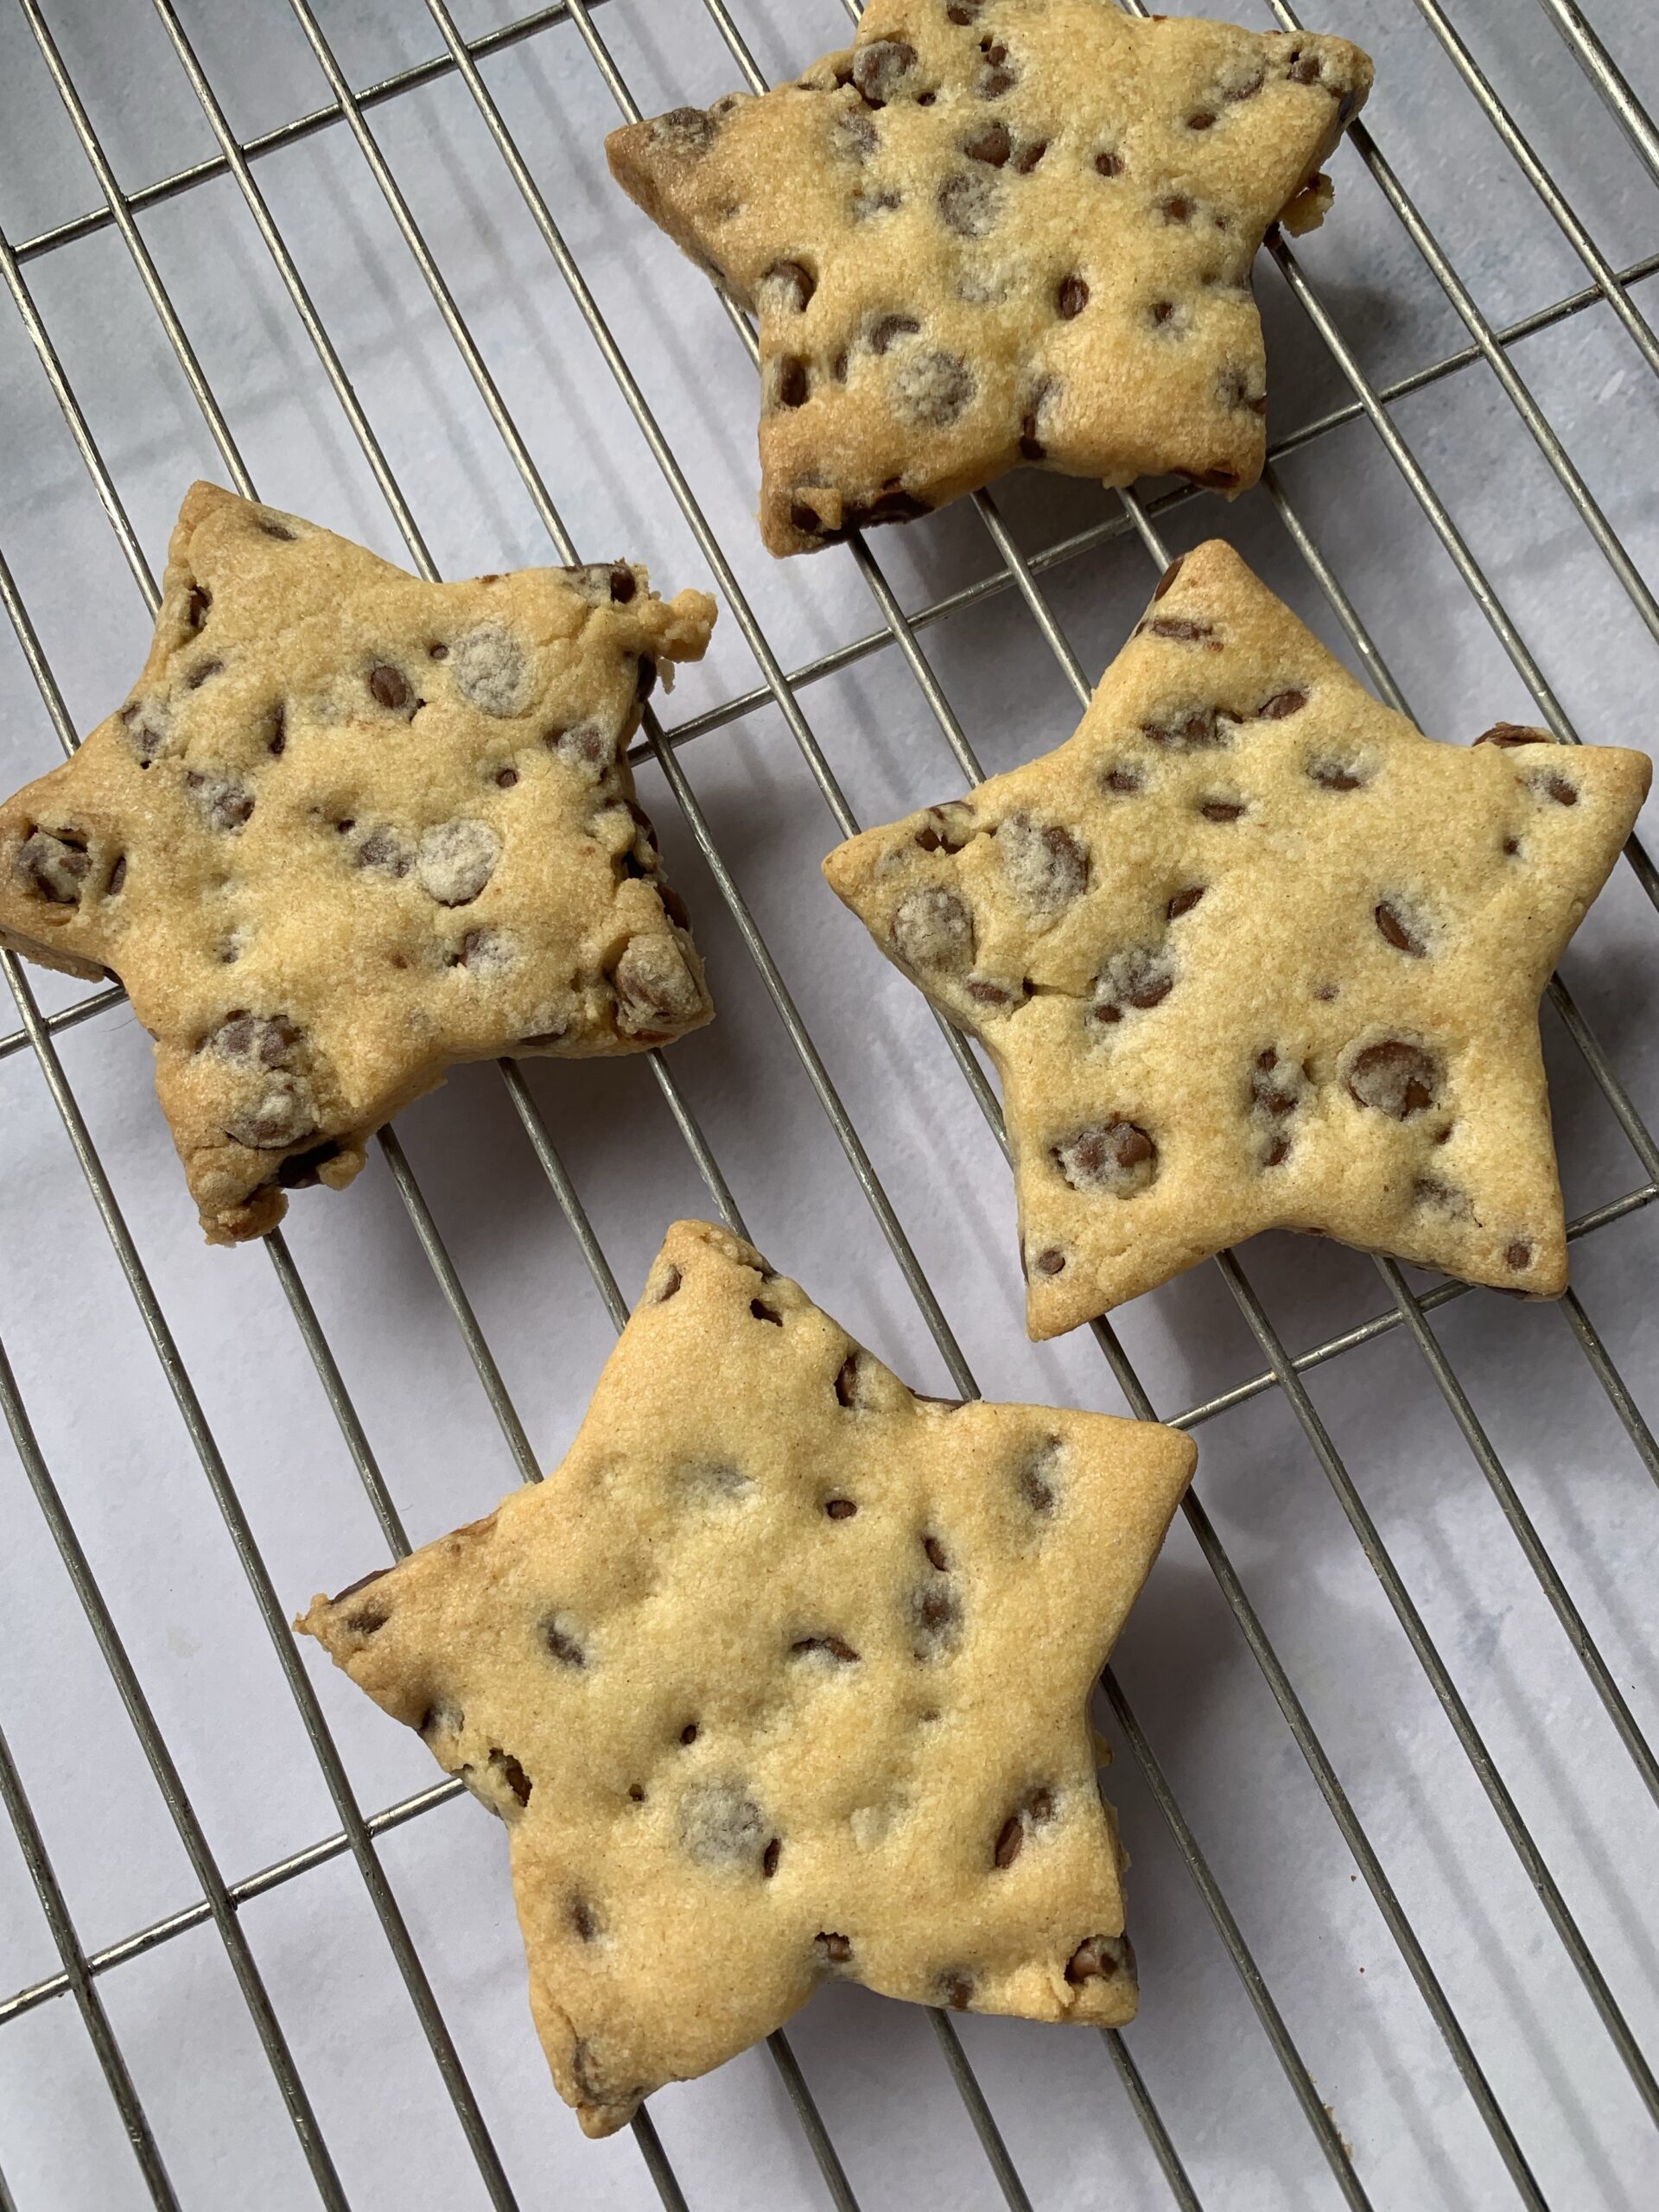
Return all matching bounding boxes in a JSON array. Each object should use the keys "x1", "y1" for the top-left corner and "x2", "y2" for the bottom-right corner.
[{"x1": 0, "y1": 0, "x2": 1655, "y2": 2204}]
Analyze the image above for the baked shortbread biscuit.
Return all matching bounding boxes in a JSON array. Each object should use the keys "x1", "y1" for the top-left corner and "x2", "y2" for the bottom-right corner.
[
  {"x1": 823, "y1": 541, "x2": 1650, "y2": 1338},
  {"x1": 298, "y1": 1219, "x2": 1196, "y2": 2136},
  {"x1": 0, "y1": 485, "x2": 717, "y2": 1243},
  {"x1": 607, "y1": 1, "x2": 1372, "y2": 554}
]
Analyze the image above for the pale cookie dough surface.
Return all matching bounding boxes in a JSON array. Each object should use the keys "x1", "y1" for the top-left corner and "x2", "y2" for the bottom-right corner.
[
  {"x1": 607, "y1": 1, "x2": 1371, "y2": 555},
  {"x1": 823, "y1": 541, "x2": 1650, "y2": 1338},
  {"x1": 0, "y1": 484, "x2": 718, "y2": 1244},
  {"x1": 298, "y1": 1218, "x2": 1196, "y2": 2137}
]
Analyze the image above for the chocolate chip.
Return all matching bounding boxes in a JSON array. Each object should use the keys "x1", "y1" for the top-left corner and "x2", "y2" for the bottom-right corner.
[
  {"x1": 1143, "y1": 616, "x2": 1217, "y2": 645},
  {"x1": 762, "y1": 1838, "x2": 782, "y2": 1877},
  {"x1": 1014, "y1": 138, "x2": 1047, "y2": 172},
  {"x1": 635, "y1": 653, "x2": 658, "y2": 703},
  {"x1": 1346, "y1": 1039, "x2": 1442, "y2": 1120},
  {"x1": 1260, "y1": 690, "x2": 1308, "y2": 720},
  {"x1": 255, "y1": 516, "x2": 297, "y2": 541},
  {"x1": 654, "y1": 1264, "x2": 682, "y2": 1303},
  {"x1": 1200, "y1": 798, "x2": 1246, "y2": 822},
  {"x1": 680, "y1": 1778, "x2": 766, "y2": 1866},
  {"x1": 1541, "y1": 774, "x2": 1578, "y2": 805},
  {"x1": 775, "y1": 354, "x2": 810, "y2": 409},
  {"x1": 825, "y1": 1497, "x2": 857, "y2": 1519},
  {"x1": 613, "y1": 931, "x2": 701, "y2": 1030},
  {"x1": 1287, "y1": 49, "x2": 1324, "y2": 85},
  {"x1": 679, "y1": 1723, "x2": 698, "y2": 1746},
  {"x1": 1093, "y1": 944, "x2": 1175, "y2": 1020},
  {"x1": 751, "y1": 1298, "x2": 783, "y2": 1326},
  {"x1": 332, "y1": 1566, "x2": 391, "y2": 1605},
  {"x1": 1166, "y1": 885, "x2": 1205, "y2": 919},
  {"x1": 893, "y1": 347, "x2": 975, "y2": 428},
  {"x1": 946, "y1": 0, "x2": 982, "y2": 19},
  {"x1": 836, "y1": 111, "x2": 880, "y2": 164},
  {"x1": 816, "y1": 1932, "x2": 853, "y2": 1964},
  {"x1": 924, "y1": 1535, "x2": 948, "y2": 1572},
  {"x1": 997, "y1": 815, "x2": 1089, "y2": 912},
  {"x1": 346, "y1": 1602, "x2": 389, "y2": 1635},
  {"x1": 1052, "y1": 1122, "x2": 1158, "y2": 1194},
  {"x1": 14, "y1": 829, "x2": 89, "y2": 904},
  {"x1": 105, "y1": 854, "x2": 128, "y2": 895},
  {"x1": 1103, "y1": 766, "x2": 1143, "y2": 795},
  {"x1": 910, "y1": 1580, "x2": 962, "y2": 1655},
  {"x1": 1474, "y1": 722, "x2": 1546, "y2": 748},
  {"x1": 1033, "y1": 1247, "x2": 1065, "y2": 1275},
  {"x1": 628, "y1": 1785, "x2": 645, "y2": 1802},
  {"x1": 544, "y1": 1618, "x2": 585, "y2": 1668},
  {"x1": 869, "y1": 313, "x2": 921, "y2": 355},
  {"x1": 1018, "y1": 1436, "x2": 1061, "y2": 1516},
  {"x1": 1066, "y1": 1934, "x2": 1134, "y2": 1984},
  {"x1": 368, "y1": 663, "x2": 410, "y2": 710},
  {"x1": 1310, "y1": 761, "x2": 1363, "y2": 791},
  {"x1": 791, "y1": 1635, "x2": 860, "y2": 1663},
  {"x1": 978, "y1": 57, "x2": 1016, "y2": 97},
  {"x1": 1160, "y1": 195, "x2": 1194, "y2": 225},
  {"x1": 1057, "y1": 275, "x2": 1089, "y2": 320},
  {"x1": 416, "y1": 819, "x2": 499, "y2": 907},
  {"x1": 185, "y1": 658, "x2": 222, "y2": 690},
  {"x1": 913, "y1": 802, "x2": 975, "y2": 854},
  {"x1": 940, "y1": 1971, "x2": 975, "y2": 2011},
  {"x1": 1179, "y1": 465, "x2": 1242, "y2": 491},
  {"x1": 654, "y1": 106, "x2": 717, "y2": 154},
  {"x1": 489, "y1": 1749, "x2": 532, "y2": 1808},
  {"x1": 1375, "y1": 899, "x2": 1427, "y2": 957},
  {"x1": 119, "y1": 699, "x2": 170, "y2": 765},
  {"x1": 354, "y1": 825, "x2": 413, "y2": 877},
  {"x1": 994, "y1": 1815, "x2": 1024, "y2": 1868},
  {"x1": 571, "y1": 1899, "x2": 600, "y2": 1942},
  {"x1": 1150, "y1": 301, "x2": 1176, "y2": 327},
  {"x1": 1505, "y1": 1241, "x2": 1532, "y2": 1269},
  {"x1": 835, "y1": 1353, "x2": 861, "y2": 1407},
  {"x1": 1141, "y1": 706, "x2": 1236, "y2": 751},
  {"x1": 938, "y1": 170, "x2": 999, "y2": 238},
  {"x1": 276, "y1": 1138, "x2": 342, "y2": 1189},
  {"x1": 1095, "y1": 148, "x2": 1123, "y2": 177},
  {"x1": 893, "y1": 886, "x2": 974, "y2": 972},
  {"x1": 1188, "y1": 109, "x2": 1217, "y2": 130},
  {"x1": 964, "y1": 122, "x2": 1011, "y2": 165},
  {"x1": 762, "y1": 260, "x2": 816, "y2": 313},
  {"x1": 453, "y1": 624, "x2": 531, "y2": 718},
  {"x1": 185, "y1": 769, "x2": 255, "y2": 832},
  {"x1": 208, "y1": 1010, "x2": 302, "y2": 1068},
  {"x1": 852, "y1": 37, "x2": 916, "y2": 105}
]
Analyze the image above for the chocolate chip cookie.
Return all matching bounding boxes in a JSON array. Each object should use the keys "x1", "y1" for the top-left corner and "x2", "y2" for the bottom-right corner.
[{"x1": 0, "y1": 485, "x2": 718, "y2": 1243}]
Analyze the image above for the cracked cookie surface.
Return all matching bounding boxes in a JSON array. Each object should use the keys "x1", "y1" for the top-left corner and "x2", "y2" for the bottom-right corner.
[
  {"x1": 823, "y1": 540, "x2": 1650, "y2": 1337},
  {"x1": 297, "y1": 1219, "x2": 1195, "y2": 2134},
  {"x1": 607, "y1": 1, "x2": 1370, "y2": 554},
  {"x1": 0, "y1": 484, "x2": 717, "y2": 1243}
]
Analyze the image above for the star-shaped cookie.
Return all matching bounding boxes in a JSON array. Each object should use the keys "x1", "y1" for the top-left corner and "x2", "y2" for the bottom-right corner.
[
  {"x1": 0, "y1": 485, "x2": 718, "y2": 1244},
  {"x1": 298, "y1": 1219, "x2": 1196, "y2": 2135},
  {"x1": 823, "y1": 541, "x2": 1650, "y2": 1338},
  {"x1": 607, "y1": 1, "x2": 1371, "y2": 555}
]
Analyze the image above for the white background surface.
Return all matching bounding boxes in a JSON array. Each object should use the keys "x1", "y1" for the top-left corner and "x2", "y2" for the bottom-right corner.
[{"x1": 2, "y1": 2, "x2": 1657, "y2": 2207}]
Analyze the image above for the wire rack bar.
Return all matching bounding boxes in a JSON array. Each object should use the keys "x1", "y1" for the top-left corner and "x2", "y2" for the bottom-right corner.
[
  {"x1": 0, "y1": 1711, "x2": 180, "y2": 2210},
  {"x1": 1412, "y1": 0, "x2": 1659, "y2": 374},
  {"x1": 0, "y1": 1, "x2": 1654, "y2": 2206},
  {"x1": 1537, "y1": 0, "x2": 1659, "y2": 185}
]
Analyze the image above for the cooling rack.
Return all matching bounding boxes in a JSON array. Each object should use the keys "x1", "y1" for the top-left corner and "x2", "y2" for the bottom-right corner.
[{"x1": 0, "y1": 1, "x2": 1656, "y2": 2206}]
